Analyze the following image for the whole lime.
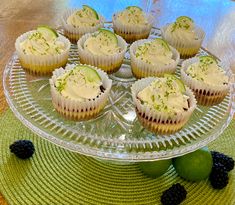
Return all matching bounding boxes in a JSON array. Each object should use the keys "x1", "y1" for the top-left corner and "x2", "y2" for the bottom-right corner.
[
  {"x1": 173, "y1": 147, "x2": 212, "y2": 181},
  {"x1": 139, "y1": 159, "x2": 172, "y2": 178}
]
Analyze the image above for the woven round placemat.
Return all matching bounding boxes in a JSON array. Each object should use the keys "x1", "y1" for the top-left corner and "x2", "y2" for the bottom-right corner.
[{"x1": 0, "y1": 110, "x2": 234, "y2": 205}]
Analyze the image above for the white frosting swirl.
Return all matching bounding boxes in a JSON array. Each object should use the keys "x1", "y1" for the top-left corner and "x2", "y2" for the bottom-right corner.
[
  {"x1": 137, "y1": 77, "x2": 189, "y2": 114},
  {"x1": 20, "y1": 31, "x2": 65, "y2": 56},
  {"x1": 135, "y1": 39, "x2": 175, "y2": 66},
  {"x1": 115, "y1": 7, "x2": 148, "y2": 27},
  {"x1": 164, "y1": 17, "x2": 198, "y2": 44},
  {"x1": 55, "y1": 66, "x2": 102, "y2": 101},
  {"x1": 67, "y1": 8, "x2": 99, "y2": 27},
  {"x1": 84, "y1": 32, "x2": 121, "y2": 56},
  {"x1": 186, "y1": 58, "x2": 229, "y2": 86}
]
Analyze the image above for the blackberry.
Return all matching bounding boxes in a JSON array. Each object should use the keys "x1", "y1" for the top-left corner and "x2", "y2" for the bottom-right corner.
[
  {"x1": 10, "y1": 140, "x2": 35, "y2": 159},
  {"x1": 209, "y1": 163, "x2": 229, "y2": 189},
  {"x1": 211, "y1": 151, "x2": 234, "y2": 172},
  {"x1": 161, "y1": 183, "x2": 187, "y2": 205}
]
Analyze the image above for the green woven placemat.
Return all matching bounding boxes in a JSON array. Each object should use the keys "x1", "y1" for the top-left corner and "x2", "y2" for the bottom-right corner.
[{"x1": 0, "y1": 110, "x2": 234, "y2": 205}]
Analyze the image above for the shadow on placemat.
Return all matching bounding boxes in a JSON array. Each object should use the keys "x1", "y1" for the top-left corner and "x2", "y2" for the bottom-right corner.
[{"x1": 0, "y1": 109, "x2": 234, "y2": 205}]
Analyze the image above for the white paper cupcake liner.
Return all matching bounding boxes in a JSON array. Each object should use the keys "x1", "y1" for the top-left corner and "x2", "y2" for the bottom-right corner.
[
  {"x1": 181, "y1": 57, "x2": 229, "y2": 105},
  {"x1": 15, "y1": 30, "x2": 71, "y2": 75},
  {"x1": 161, "y1": 25, "x2": 205, "y2": 58},
  {"x1": 77, "y1": 32, "x2": 127, "y2": 74},
  {"x1": 130, "y1": 39, "x2": 180, "y2": 78},
  {"x1": 61, "y1": 9, "x2": 105, "y2": 42},
  {"x1": 131, "y1": 77, "x2": 197, "y2": 134},
  {"x1": 112, "y1": 12, "x2": 154, "y2": 43},
  {"x1": 49, "y1": 64, "x2": 112, "y2": 120}
]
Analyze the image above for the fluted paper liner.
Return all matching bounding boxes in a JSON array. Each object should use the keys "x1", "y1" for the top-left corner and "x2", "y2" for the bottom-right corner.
[
  {"x1": 77, "y1": 32, "x2": 127, "y2": 74},
  {"x1": 15, "y1": 30, "x2": 71, "y2": 75},
  {"x1": 130, "y1": 39, "x2": 180, "y2": 78},
  {"x1": 112, "y1": 12, "x2": 154, "y2": 43},
  {"x1": 161, "y1": 25, "x2": 205, "y2": 58},
  {"x1": 61, "y1": 9, "x2": 105, "y2": 43},
  {"x1": 131, "y1": 77, "x2": 197, "y2": 134},
  {"x1": 181, "y1": 57, "x2": 229, "y2": 106},
  {"x1": 50, "y1": 64, "x2": 112, "y2": 120}
]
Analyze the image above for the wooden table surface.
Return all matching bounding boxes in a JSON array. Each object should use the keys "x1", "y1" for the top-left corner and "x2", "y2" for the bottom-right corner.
[
  {"x1": 0, "y1": 0, "x2": 65, "y2": 115},
  {"x1": 0, "y1": 0, "x2": 234, "y2": 204}
]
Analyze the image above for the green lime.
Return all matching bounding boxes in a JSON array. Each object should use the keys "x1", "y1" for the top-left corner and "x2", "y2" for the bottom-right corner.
[
  {"x1": 153, "y1": 38, "x2": 170, "y2": 51},
  {"x1": 98, "y1": 28, "x2": 118, "y2": 45},
  {"x1": 75, "y1": 65, "x2": 101, "y2": 83},
  {"x1": 139, "y1": 159, "x2": 172, "y2": 178},
  {"x1": 37, "y1": 25, "x2": 58, "y2": 40},
  {"x1": 173, "y1": 147, "x2": 212, "y2": 181},
  {"x1": 126, "y1": 6, "x2": 142, "y2": 12},
  {"x1": 176, "y1": 16, "x2": 193, "y2": 23},
  {"x1": 83, "y1": 5, "x2": 99, "y2": 20}
]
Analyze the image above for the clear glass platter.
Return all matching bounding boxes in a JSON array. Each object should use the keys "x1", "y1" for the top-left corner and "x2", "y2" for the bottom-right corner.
[{"x1": 3, "y1": 24, "x2": 235, "y2": 162}]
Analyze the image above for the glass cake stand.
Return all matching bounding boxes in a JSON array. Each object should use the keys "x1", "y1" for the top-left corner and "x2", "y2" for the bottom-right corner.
[{"x1": 3, "y1": 24, "x2": 235, "y2": 162}]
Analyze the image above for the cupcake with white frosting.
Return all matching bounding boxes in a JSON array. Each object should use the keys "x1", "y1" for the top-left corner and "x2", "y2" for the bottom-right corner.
[
  {"x1": 77, "y1": 28, "x2": 127, "y2": 74},
  {"x1": 15, "y1": 26, "x2": 70, "y2": 75},
  {"x1": 181, "y1": 56, "x2": 229, "y2": 105},
  {"x1": 50, "y1": 64, "x2": 112, "y2": 120},
  {"x1": 161, "y1": 16, "x2": 205, "y2": 58},
  {"x1": 112, "y1": 6, "x2": 154, "y2": 43},
  {"x1": 131, "y1": 75, "x2": 196, "y2": 134},
  {"x1": 130, "y1": 38, "x2": 180, "y2": 78},
  {"x1": 131, "y1": 74, "x2": 196, "y2": 134},
  {"x1": 61, "y1": 5, "x2": 104, "y2": 43}
]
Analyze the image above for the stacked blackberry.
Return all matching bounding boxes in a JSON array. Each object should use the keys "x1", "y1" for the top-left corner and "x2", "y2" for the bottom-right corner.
[
  {"x1": 10, "y1": 140, "x2": 35, "y2": 159},
  {"x1": 209, "y1": 151, "x2": 234, "y2": 189}
]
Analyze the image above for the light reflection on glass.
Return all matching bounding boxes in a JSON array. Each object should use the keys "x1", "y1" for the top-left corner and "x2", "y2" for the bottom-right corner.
[{"x1": 123, "y1": 110, "x2": 136, "y2": 122}]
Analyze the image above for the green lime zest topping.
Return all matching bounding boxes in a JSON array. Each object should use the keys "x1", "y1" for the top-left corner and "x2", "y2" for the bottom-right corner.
[
  {"x1": 82, "y1": 5, "x2": 99, "y2": 20},
  {"x1": 154, "y1": 38, "x2": 170, "y2": 51},
  {"x1": 196, "y1": 56, "x2": 218, "y2": 73},
  {"x1": 171, "y1": 16, "x2": 194, "y2": 32},
  {"x1": 135, "y1": 42, "x2": 150, "y2": 57},
  {"x1": 55, "y1": 79, "x2": 66, "y2": 93},
  {"x1": 136, "y1": 38, "x2": 170, "y2": 55},
  {"x1": 199, "y1": 56, "x2": 217, "y2": 65},
  {"x1": 164, "y1": 74, "x2": 186, "y2": 93},
  {"x1": 176, "y1": 16, "x2": 193, "y2": 23}
]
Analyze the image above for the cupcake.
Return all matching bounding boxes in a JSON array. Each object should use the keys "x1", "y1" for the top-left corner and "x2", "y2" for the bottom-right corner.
[
  {"x1": 130, "y1": 38, "x2": 180, "y2": 78},
  {"x1": 77, "y1": 28, "x2": 127, "y2": 74},
  {"x1": 131, "y1": 75, "x2": 197, "y2": 134},
  {"x1": 50, "y1": 64, "x2": 112, "y2": 120},
  {"x1": 61, "y1": 5, "x2": 104, "y2": 43},
  {"x1": 181, "y1": 56, "x2": 229, "y2": 106},
  {"x1": 161, "y1": 16, "x2": 205, "y2": 58},
  {"x1": 15, "y1": 26, "x2": 71, "y2": 75},
  {"x1": 112, "y1": 6, "x2": 154, "y2": 43}
]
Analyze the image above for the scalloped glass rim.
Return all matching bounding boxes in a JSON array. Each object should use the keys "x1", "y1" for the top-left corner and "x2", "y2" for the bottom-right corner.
[{"x1": 3, "y1": 25, "x2": 235, "y2": 162}]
